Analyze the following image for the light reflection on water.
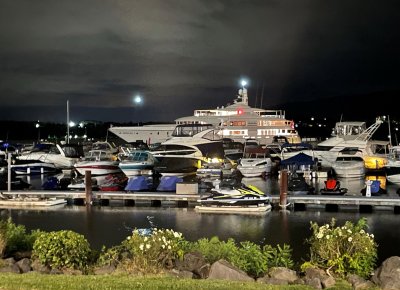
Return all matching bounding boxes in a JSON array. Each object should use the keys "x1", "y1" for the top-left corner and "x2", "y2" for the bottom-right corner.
[{"x1": 4, "y1": 172, "x2": 400, "y2": 266}]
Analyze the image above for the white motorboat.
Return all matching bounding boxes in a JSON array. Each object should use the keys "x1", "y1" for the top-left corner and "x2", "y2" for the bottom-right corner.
[
  {"x1": 237, "y1": 147, "x2": 272, "y2": 178},
  {"x1": 74, "y1": 150, "x2": 121, "y2": 176},
  {"x1": 301, "y1": 117, "x2": 390, "y2": 168},
  {"x1": 331, "y1": 155, "x2": 366, "y2": 178},
  {"x1": 109, "y1": 83, "x2": 301, "y2": 146},
  {"x1": 118, "y1": 150, "x2": 156, "y2": 177},
  {"x1": 151, "y1": 124, "x2": 225, "y2": 177},
  {"x1": 16, "y1": 143, "x2": 84, "y2": 170},
  {"x1": 10, "y1": 160, "x2": 60, "y2": 175},
  {"x1": 383, "y1": 145, "x2": 400, "y2": 184}
]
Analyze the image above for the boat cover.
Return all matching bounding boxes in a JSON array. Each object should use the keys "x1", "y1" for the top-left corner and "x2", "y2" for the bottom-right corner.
[
  {"x1": 125, "y1": 176, "x2": 150, "y2": 191},
  {"x1": 156, "y1": 176, "x2": 183, "y2": 191},
  {"x1": 280, "y1": 152, "x2": 315, "y2": 166}
]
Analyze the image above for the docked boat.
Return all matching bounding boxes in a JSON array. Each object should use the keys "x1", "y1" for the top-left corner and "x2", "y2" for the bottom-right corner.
[
  {"x1": 237, "y1": 147, "x2": 272, "y2": 178},
  {"x1": 383, "y1": 145, "x2": 400, "y2": 184},
  {"x1": 331, "y1": 155, "x2": 366, "y2": 178},
  {"x1": 287, "y1": 172, "x2": 315, "y2": 195},
  {"x1": 296, "y1": 118, "x2": 390, "y2": 169},
  {"x1": 118, "y1": 150, "x2": 156, "y2": 177},
  {"x1": 16, "y1": 143, "x2": 84, "y2": 170},
  {"x1": 151, "y1": 124, "x2": 225, "y2": 177},
  {"x1": 109, "y1": 83, "x2": 301, "y2": 146},
  {"x1": 74, "y1": 149, "x2": 121, "y2": 176},
  {"x1": 10, "y1": 159, "x2": 60, "y2": 175},
  {"x1": 198, "y1": 179, "x2": 271, "y2": 206},
  {"x1": 319, "y1": 177, "x2": 348, "y2": 195}
]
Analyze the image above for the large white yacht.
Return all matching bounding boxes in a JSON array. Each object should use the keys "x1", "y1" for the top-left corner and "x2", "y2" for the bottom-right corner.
[{"x1": 109, "y1": 84, "x2": 301, "y2": 146}]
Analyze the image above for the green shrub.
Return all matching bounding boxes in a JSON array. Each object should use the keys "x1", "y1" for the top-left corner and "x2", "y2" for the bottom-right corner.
[
  {"x1": 0, "y1": 218, "x2": 40, "y2": 256},
  {"x1": 190, "y1": 237, "x2": 294, "y2": 278},
  {"x1": 120, "y1": 228, "x2": 186, "y2": 273},
  {"x1": 304, "y1": 218, "x2": 377, "y2": 278},
  {"x1": 32, "y1": 230, "x2": 91, "y2": 271}
]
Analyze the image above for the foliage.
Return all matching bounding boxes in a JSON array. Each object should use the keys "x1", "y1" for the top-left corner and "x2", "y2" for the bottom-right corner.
[
  {"x1": 304, "y1": 217, "x2": 377, "y2": 278},
  {"x1": 119, "y1": 228, "x2": 186, "y2": 273},
  {"x1": 263, "y1": 244, "x2": 294, "y2": 269},
  {"x1": 0, "y1": 217, "x2": 40, "y2": 256},
  {"x1": 189, "y1": 236, "x2": 294, "y2": 278},
  {"x1": 32, "y1": 230, "x2": 91, "y2": 271}
]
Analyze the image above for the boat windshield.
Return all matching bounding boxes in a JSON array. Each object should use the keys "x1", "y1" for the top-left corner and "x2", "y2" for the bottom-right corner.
[{"x1": 172, "y1": 124, "x2": 214, "y2": 137}]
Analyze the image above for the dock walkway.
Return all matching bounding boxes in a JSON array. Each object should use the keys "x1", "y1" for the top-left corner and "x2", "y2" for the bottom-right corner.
[{"x1": 1, "y1": 190, "x2": 400, "y2": 212}]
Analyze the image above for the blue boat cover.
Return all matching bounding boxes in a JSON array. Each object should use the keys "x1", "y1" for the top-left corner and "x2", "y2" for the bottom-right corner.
[
  {"x1": 125, "y1": 176, "x2": 150, "y2": 191},
  {"x1": 157, "y1": 176, "x2": 183, "y2": 191},
  {"x1": 370, "y1": 180, "x2": 381, "y2": 194},
  {"x1": 42, "y1": 176, "x2": 59, "y2": 190},
  {"x1": 280, "y1": 153, "x2": 315, "y2": 166}
]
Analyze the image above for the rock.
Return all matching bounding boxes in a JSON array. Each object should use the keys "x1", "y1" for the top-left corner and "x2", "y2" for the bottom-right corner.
[
  {"x1": 168, "y1": 269, "x2": 194, "y2": 279},
  {"x1": 372, "y1": 256, "x2": 400, "y2": 289},
  {"x1": 30, "y1": 259, "x2": 51, "y2": 274},
  {"x1": 268, "y1": 267, "x2": 298, "y2": 283},
  {"x1": 16, "y1": 258, "x2": 31, "y2": 273},
  {"x1": 208, "y1": 259, "x2": 254, "y2": 282},
  {"x1": 347, "y1": 274, "x2": 376, "y2": 290}
]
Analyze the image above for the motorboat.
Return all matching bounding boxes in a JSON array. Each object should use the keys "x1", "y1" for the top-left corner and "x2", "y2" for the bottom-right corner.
[
  {"x1": 319, "y1": 177, "x2": 348, "y2": 195},
  {"x1": 118, "y1": 150, "x2": 156, "y2": 177},
  {"x1": 300, "y1": 117, "x2": 390, "y2": 169},
  {"x1": 151, "y1": 124, "x2": 225, "y2": 177},
  {"x1": 10, "y1": 159, "x2": 60, "y2": 175},
  {"x1": 74, "y1": 149, "x2": 121, "y2": 176},
  {"x1": 331, "y1": 155, "x2": 366, "y2": 178},
  {"x1": 198, "y1": 179, "x2": 271, "y2": 206},
  {"x1": 287, "y1": 172, "x2": 315, "y2": 195},
  {"x1": 237, "y1": 147, "x2": 272, "y2": 178},
  {"x1": 90, "y1": 141, "x2": 119, "y2": 155},
  {"x1": 383, "y1": 145, "x2": 400, "y2": 184},
  {"x1": 109, "y1": 84, "x2": 301, "y2": 146},
  {"x1": 16, "y1": 143, "x2": 84, "y2": 170}
]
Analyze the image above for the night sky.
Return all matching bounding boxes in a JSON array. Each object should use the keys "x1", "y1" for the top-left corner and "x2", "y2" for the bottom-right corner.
[{"x1": 0, "y1": 0, "x2": 399, "y2": 123}]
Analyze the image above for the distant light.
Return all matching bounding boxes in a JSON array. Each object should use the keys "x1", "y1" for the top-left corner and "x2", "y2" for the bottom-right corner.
[
  {"x1": 69, "y1": 121, "x2": 76, "y2": 127},
  {"x1": 311, "y1": 117, "x2": 314, "y2": 121},
  {"x1": 237, "y1": 108, "x2": 244, "y2": 115},
  {"x1": 35, "y1": 123, "x2": 40, "y2": 128},
  {"x1": 134, "y1": 95, "x2": 142, "y2": 104},
  {"x1": 241, "y1": 80, "x2": 247, "y2": 87},
  {"x1": 79, "y1": 122, "x2": 84, "y2": 128}
]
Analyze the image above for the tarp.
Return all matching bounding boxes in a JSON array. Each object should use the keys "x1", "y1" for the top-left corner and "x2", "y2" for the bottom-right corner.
[
  {"x1": 125, "y1": 176, "x2": 150, "y2": 191},
  {"x1": 280, "y1": 152, "x2": 315, "y2": 166},
  {"x1": 157, "y1": 176, "x2": 183, "y2": 191}
]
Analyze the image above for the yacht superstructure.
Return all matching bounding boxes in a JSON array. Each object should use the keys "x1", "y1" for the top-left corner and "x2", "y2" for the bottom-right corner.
[{"x1": 109, "y1": 85, "x2": 301, "y2": 146}]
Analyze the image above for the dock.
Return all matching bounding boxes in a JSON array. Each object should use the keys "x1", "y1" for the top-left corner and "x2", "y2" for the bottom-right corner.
[{"x1": 1, "y1": 190, "x2": 400, "y2": 212}]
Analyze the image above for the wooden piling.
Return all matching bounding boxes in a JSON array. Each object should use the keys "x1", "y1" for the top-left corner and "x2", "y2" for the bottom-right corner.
[
  {"x1": 279, "y1": 169, "x2": 288, "y2": 207},
  {"x1": 85, "y1": 171, "x2": 92, "y2": 206}
]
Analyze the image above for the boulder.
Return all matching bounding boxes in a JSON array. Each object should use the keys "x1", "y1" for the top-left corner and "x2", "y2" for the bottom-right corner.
[
  {"x1": 372, "y1": 256, "x2": 400, "y2": 290},
  {"x1": 208, "y1": 259, "x2": 254, "y2": 282}
]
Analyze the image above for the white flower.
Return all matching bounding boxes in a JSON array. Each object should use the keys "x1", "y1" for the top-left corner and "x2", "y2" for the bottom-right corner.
[
  {"x1": 162, "y1": 245, "x2": 165, "y2": 249},
  {"x1": 326, "y1": 235, "x2": 330, "y2": 240},
  {"x1": 371, "y1": 234, "x2": 374, "y2": 238},
  {"x1": 146, "y1": 244, "x2": 151, "y2": 249},
  {"x1": 317, "y1": 233, "x2": 323, "y2": 239},
  {"x1": 168, "y1": 245, "x2": 171, "y2": 250},
  {"x1": 139, "y1": 244, "x2": 144, "y2": 251},
  {"x1": 347, "y1": 229, "x2": 352, "y2": 234},
  {"x1": 348, "y1": 237, "x2": 353, "y2": 242},
  {"x1": 127, "y1": 236, "x2": 131, "y2": 240},
  {"x1": 360, "y1": 229, "x2": 365, "y2": 234},
  {"x1": 144, "y1": 237, "x2": 148, "y2": 242}
]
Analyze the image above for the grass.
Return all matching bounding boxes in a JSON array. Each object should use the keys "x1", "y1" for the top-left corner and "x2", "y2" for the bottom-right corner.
[{"x1": 0, "y1": 273, "x2": 357, "y2": 290}]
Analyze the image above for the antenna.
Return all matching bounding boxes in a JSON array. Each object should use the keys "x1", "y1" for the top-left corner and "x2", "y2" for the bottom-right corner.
[
  {"x1": 388, "y1": 115, "x2": 392, "y2": 147},
  {"x1": 260, "y1": 81, "x2": 265, "y2": 108},
  {"x1": 66, "y1": 100, "x2": 70, "y2": 144},
  {"x1": 254, "y1": 81, "x2": 259, "y2": 107}
]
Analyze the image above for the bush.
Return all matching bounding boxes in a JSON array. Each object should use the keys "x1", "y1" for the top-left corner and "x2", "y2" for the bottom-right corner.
[
  {"x1": 120, "y1": 228, "x2": 186, "y2": 273},
  {"x1": 0, "y1": 218, "x2": 40, "y2": 257},
  {"x1": 32, "y1": 230, "x2": 91, "y2": 271},
  {"x1": 304, "y1": 217, "x2": 377, "y2": 278},
  {"x1": 189, "y1": 236, "x2": 294, "y2": 278}
]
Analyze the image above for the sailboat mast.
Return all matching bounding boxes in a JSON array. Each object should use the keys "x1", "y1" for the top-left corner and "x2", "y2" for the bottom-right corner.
[{"x1": 67, "y1": 100, "x2": 70, "y2": 144}]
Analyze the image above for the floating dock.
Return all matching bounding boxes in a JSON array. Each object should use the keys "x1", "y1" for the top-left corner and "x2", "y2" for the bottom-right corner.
[
  {"x1": 0, "y1": 197, "x2": 67, "y2": 208},
  {"x1": 195, "y1": 203, "x2": 272, "y2": 214},
  {"x1": 1, "y1": 190, "x2": 400, "y2": 212}
]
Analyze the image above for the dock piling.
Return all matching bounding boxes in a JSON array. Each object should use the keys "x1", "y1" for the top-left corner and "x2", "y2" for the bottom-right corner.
[
  {"x1": 85, "y1": 171, "x2": 92, "y2": 205},
  {"x1": 279, "y1": 169, "x2": 288, "y2": 208}
]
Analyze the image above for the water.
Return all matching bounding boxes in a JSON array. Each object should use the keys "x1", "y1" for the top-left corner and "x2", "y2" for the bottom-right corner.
[{"x1": 3, "y1": 172, "x2": 400, "y2": 266}]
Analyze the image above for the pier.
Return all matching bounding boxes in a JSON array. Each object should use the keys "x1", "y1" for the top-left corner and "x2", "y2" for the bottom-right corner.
[{"x1": 1, "y1": 190, "x2": 400, "y2": 213}]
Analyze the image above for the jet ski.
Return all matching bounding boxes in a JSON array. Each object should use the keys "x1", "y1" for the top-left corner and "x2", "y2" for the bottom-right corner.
[
  {"x1": 320, "y1": 178, "x2": 348, "y2": 195},
  {"x1": 361, "y1": 180, "x2": 386, "y2": 196},
  {"x1": 288, "y1": 172, "x2": 315, "y2": 195},
  {"x1": 198, "y1": 180, "x2": 271, "y2": 206}
]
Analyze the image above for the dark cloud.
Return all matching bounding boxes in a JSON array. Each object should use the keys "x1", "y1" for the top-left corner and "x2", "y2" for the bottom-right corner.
[{"x1": 0, "y1": 0, "x2": 399, "y2": 122}]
